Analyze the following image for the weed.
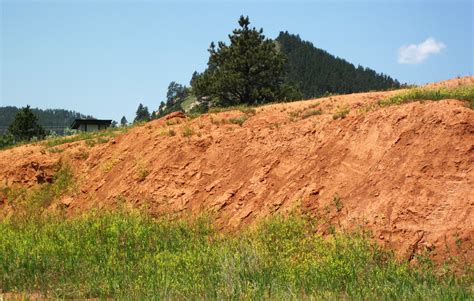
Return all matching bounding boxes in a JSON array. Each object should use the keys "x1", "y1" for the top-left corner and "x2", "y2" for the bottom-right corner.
[
  {"x1": 166, "y1": 128, "x2": 176, "y2": 137},
  {"x1": 76, "y1": 149, "x2": 89, "y2": 160},
  {"x1": 239, "y1": 107, "x2": 257, "y2": 116},
  {"x1": 186, "y1": 112, "x2": 202, "y2": 120},
  {"x1": 101, "y1": 158, "x2": 120, "y2": 173},
  {"x1": 228, "y1": 115, "x2": 248, "y2": 126},
  {"x1": 333, "y1": 106, "x2": 350, "y2": 119},
  {"x1": 270, "y1": 123, "x2": 281, "y2": 130},
  {"x1": 288, "y1": 110, "x2": 302, "y2": 121},
  {"x1": 289, "y1": 108, "x2": 322, "y2": 120},
  {"x1": 47, "y1": 147, "x2": 64, "y2": 153},
  {"x1": 197, "y1": 121, "x2": 205, "y2": 129},
  {"x1": 136, "y1": 163, "x2": 149, "y2": 181},
  {"x1": 379, "y1": 85, "x2": 474, "y2": 108},
  {"x1": 455, "y1": 233, "x2": 462, "y2": 250},
  {"x1": 181, "y1": 125, "x2": 195, "y2": 137},
  {"x1": 0, "y1": 213, "x2": 471, "y2": 299},
  {"x1": 96, "y1": 137, "x2": 109, "y2": 144},
  {"x1": 306, "y1": 102, "x2": 320, "y2": 109},
  {"x1": 333, "y1": 193, "x2": 343, "y2": 212},
  {"x1": 210, "y1": 115, "x2": 220, "y2": 125},
  {"x1": 301, "y1": 109, "x2": 322, "y2": 119},
  {"x1": 85, "y1": 139, "x2": 97, "y2": 147}
]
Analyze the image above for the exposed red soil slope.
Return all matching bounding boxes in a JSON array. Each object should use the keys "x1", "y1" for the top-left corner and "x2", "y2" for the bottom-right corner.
[{"x1": 1, "y1": 77, "x2": 473, "y2": 263}]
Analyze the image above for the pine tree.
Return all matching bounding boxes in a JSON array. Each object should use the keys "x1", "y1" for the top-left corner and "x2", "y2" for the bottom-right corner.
[
  {"x1": 134, "y1": 103, "x2": 150, "y2": 123},
  {"x1": 166, "y1": 82, "x2": 187, "y2": 106},
  {"x1": 8, "y1": 105, "x2": 47, "y2": 141},
  {"x1": 192, "y1": 16, "x2": 295, "y2": 106},
  {"x1": 120, "y1": 116, "x2": 128, "y2": 127}
]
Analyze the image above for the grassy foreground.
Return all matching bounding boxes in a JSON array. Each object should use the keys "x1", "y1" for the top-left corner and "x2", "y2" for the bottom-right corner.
[
  {"x1": 379, "y1": 84, "x2": 474, "y2": 108},
  {"x1": 0, "y1": 212, "x2": 472, "y2": 300}
]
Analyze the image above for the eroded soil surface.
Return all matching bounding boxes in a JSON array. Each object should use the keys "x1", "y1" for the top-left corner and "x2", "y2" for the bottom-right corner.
[{"x1": 1, "y1": 76, "x2": 473, "y2": 263}]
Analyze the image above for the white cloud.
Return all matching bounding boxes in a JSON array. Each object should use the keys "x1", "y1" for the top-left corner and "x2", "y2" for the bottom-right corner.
[{"x1": 398, "y1": 38, "x2": 446, "y2": 64}]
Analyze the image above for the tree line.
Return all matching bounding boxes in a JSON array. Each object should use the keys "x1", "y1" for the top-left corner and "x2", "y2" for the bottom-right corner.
[{"x1": 276, "y1": 31, "x2": 401, "y2": 98}]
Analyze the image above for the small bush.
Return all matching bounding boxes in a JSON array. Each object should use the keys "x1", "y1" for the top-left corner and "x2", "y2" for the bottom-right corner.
[
  {"x1": 333, "y1": 107, "x2": 350, "y2": 119},
  {"x1": 161, "y1": 128, "x2": 176, "y2": 137},
  {"x1": 301, "y1": 109, "x2": 322, "y2": 119},
  {"x1": 239, "y1": 107, "x2": 257, "y2": 116},
  {"x1": 136, "y1": 163, "x2": 149, "y2": 181},
  {"x1": 101, "y1": 158, "x2": 120, "y2": 173},
  {"x1": 77, "y1": 150, "x2": 89, "y2": 160},
  {"x1": 181, "y1": 125, "x2": 195, "y2": 137},
  {"x1": 228, "y1": 115, "x2": 248, "y2": 126},
  {"x1": 288, "y1": 110, "x2": 302, "y2": 121},
  {"x1": 210, "y1": 115, "x2": 229, "y2": 125},
  {"x1": 0, "y1": 134, "x2": 15, "y2": 149},
  {"x1": 333, "y1": 193, "x2": 343, "y2": 212}
]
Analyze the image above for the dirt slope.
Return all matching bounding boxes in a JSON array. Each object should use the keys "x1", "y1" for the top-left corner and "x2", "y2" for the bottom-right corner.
[{"x1": 1, "y1": 76, "x2": 473, "y2": 263}]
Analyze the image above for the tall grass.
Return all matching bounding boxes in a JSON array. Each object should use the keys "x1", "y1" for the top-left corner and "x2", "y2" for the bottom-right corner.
[
  {"x1": 379, "y1": 85, "x2": 474, "y2": 108},
  {"x1": 1, "y1": 126, "x2": 132, "y2": 151},
  {"x1": 45, "y1": 126, "x2": 128, "y2": 147},
  {"x1": 0, "y1": 212, "x2": 471, "y2": 299}
]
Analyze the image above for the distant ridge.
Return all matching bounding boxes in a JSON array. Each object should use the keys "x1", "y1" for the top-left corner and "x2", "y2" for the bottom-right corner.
[
  {"x1": 0, "y1": 106, "x2": 94, "y2": 135},
  {"x1": 276, "y1": 32, "x2": 402, "y2": 98}
]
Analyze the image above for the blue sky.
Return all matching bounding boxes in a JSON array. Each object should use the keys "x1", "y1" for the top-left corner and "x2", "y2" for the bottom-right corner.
[{"x1": 1, "y1": 0, "x2": 473, "y2": 123}]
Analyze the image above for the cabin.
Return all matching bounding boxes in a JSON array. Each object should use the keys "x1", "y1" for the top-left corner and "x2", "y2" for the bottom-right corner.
[{"x1": 70, "y1": 119, "x2": 112, "y2": 132}]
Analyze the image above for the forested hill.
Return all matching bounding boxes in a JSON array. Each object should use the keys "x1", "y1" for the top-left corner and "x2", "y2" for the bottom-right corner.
[
  {"x1": 276, "y1": 32, "x2": 401, "y2": 98},
  {"x1": 0, "y1": 106, "x2": 94, "y2": 135}
]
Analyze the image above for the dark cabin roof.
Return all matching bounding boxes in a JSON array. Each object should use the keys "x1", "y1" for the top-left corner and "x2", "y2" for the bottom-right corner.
[{"x1": 70, "y1": 119, "x2": 112, "y2": 129}]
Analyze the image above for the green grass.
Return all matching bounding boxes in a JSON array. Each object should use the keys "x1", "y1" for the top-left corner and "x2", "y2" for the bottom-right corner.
[
  {"x1": 379, "y1": 85, "x2": 474, "y2": 108},
  {"x1": 45, "y1": 127, "x2": 127, "y2": 148},
  {"x1": 0, "y1": 137, "x2": 38, "y2": 151},
  {"x1": 228, "y1": 115, "x2": 249, "y2": 126},
  {"x1": 1, "y1": 125, "x2": 134, "y2": 151},
  {"x1": 180, "y1": 94, "x2": 198, "y2": 112},
  {"x1": 0, "y1": 212, "x2": 471, "y2": 300}
]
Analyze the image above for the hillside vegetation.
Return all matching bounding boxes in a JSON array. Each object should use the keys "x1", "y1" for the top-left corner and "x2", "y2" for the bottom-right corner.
[
  {"x1": 159, "y1": 19, "x2": 404, "y2": 117},
  {"x1": 276, "y1": 32, "x2": 401, "y2": 98}
]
